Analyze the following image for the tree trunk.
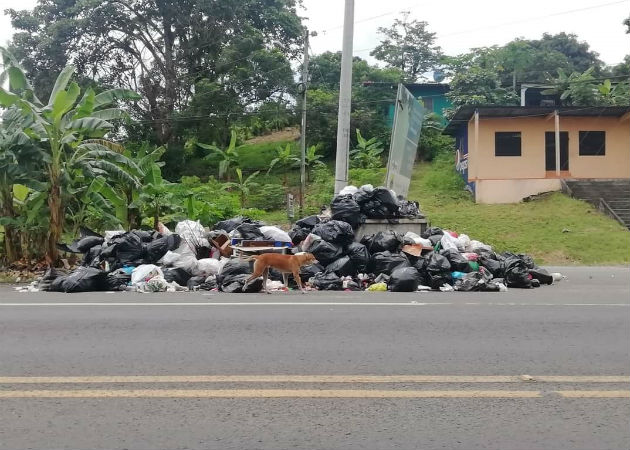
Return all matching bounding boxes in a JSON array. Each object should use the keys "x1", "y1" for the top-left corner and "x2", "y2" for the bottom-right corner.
[
  {"x1": 46, "y1": 178, "x2": 62, "y2": 265},
  {"x1": 0, "y1": 185, "x2": 20, "y2": 263},
  {"x1": 161, "y1": 7, "x2": 176, "y2": 144}
]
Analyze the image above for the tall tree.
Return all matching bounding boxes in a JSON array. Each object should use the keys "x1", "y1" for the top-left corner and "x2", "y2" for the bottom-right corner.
[
  {"x1": 7, "y1": 0, "x2": 302, "y2": 145},
  {"x1": 370, "y1": 14, "x2": 441, "y2": 81},
  {"x1": 527, "y1": 33, "x2": 604, "y2": 76}
]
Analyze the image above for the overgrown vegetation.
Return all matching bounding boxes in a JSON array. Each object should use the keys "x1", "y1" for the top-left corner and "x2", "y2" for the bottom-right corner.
[{"x1": 410, "y1": 153, "x2": 630, "y2": 265}]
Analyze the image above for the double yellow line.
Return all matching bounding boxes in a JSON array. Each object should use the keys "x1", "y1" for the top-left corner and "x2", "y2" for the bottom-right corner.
[{"x1": 0, "y1": 375, "x2": 628, "y2": 399}]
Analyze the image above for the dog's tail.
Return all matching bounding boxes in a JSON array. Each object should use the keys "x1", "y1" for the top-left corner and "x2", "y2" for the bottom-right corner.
[{"x1": 239, "y1": 254, "x2": 260, "y2": 262}]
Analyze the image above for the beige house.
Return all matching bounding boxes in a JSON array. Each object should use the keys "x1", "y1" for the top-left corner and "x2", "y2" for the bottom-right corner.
[{"x1": 444, "y1": 106, "x2": 630, "y2": 203}]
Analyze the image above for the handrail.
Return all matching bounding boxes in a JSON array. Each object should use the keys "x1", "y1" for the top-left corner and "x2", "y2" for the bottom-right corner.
[{"x1": 598, "y1": 197, "x2": 626, "y2": 226}]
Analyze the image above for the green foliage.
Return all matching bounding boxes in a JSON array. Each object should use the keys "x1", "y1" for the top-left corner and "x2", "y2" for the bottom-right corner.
[
  {"x1": 304, "y1": 165, "x2": 334, "y2": 215},
  {"x1": 446, "y1": 65, "x2": 519, "y2": 110},
  {"x1": 418, "y1": 113, "x2": 455, "y2": 161},
  {"x1": 350, "y1": 130, "x2": 384, "y2": 169},
  {"x1": 543, "y1": 68, "x2": 630, "y2": 106},
  {"x1": 304, "y1": 144, "x2": 326, "y2": 181},
  {"x1": 348, "y1": 168, "x2": 386, "y2": 187},
  {"x1": 250, "y1": 184, "x2": 286, "y2": 211},
  {"x1": 197, "y1": 130, "x2": 240, "y2": 181},
  {"x1": 370, "y1": 13, "x2": 441, "y2": 81},
  {"x1": 224, "y1": 168, "x2": 260, "y2": 208},
  {"x1": 0, "y1": 52, "x2": 139, "y2": 261},
  {"x1": 268, "y1": 143, "x2": 299, "y2": 186}
]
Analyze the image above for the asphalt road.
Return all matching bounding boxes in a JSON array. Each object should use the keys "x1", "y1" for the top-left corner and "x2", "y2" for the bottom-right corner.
[{"x1": 0, "y1": 266, "x2": 628, "y2": 450}]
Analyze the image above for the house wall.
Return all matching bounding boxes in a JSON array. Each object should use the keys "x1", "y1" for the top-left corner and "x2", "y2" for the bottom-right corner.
[{"x1": 466, "y1": 115, "x2": 630, "y2": 203}]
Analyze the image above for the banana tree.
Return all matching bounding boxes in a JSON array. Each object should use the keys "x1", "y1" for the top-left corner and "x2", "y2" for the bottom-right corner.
[
  {"x1": 224, "y1": 168, "x2": 260, "y2": 209},
  {"x1": 350, "y1": 129, "x2": 384, "y2": 169},
  {"x1": 304, "y1": 144, "x2": 326, "y2": 182},
  {"x1": 268, "y1": 143, "x2": 299, "y2": 186},
  {"x1": 197, "y1": 130, "x2": 240, "y2": 181},
  {"x1": 0, "y1": 52, "x2": 141, "y2": 263},
  {"x1": 96, "y1": 143, "x2": 166, "y2": 230}
]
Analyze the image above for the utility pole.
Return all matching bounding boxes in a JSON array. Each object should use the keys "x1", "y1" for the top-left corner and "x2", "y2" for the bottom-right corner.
[
  {"x1": 334, "y1": 0, "x2": 354, "y2": 195},
  {"x1": 299, "y1": 28, "x2": 310, "y2": 216}
]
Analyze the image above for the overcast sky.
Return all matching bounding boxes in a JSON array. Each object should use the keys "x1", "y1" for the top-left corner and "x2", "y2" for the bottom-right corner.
[{"x1": 1, "y1": 0, "x2": 628, "y2": 68}]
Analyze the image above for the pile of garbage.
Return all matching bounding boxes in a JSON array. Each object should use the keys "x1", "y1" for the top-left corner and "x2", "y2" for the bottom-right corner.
[{"x1": 28, "y1": 184, "x2": 560, "y2": 293}]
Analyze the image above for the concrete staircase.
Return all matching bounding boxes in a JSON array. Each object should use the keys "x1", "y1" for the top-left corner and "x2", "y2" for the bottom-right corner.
[{"x1": 563, "y1": 179, "x2": 630, "y2": 229}]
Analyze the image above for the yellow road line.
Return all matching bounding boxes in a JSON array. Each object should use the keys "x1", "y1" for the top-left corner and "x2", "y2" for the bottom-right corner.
[
  {"x1": 556, "y1": 390, "x2": 630, "y2": 398},
  {"x1": 0, "y1": 389, "x2": 544, "y2": 399},
  {"x1": 0, "y1": 375, "x2": 627, "y2": 384}
]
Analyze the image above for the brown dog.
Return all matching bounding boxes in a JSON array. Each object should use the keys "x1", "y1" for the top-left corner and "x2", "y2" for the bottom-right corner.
[{"x1": 243, "y1": 252, "x2": 318, "y2": 293}]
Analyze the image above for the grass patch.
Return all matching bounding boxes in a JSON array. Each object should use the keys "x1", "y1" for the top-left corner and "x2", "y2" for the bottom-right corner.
[
  {"x1": 408, "y1": 153, "x2": 630, "y2": 265},
  {"x1": 237, "y1": 140, "x2": 298, "y2": 170}
]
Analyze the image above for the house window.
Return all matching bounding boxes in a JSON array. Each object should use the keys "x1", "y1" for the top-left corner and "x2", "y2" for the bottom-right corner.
[
  {"x1": 495, "y1": 132, "x2": 521, "y2": 156},
  {"x1": 422, "y1": 97, "x2": 434, "y2": 112},
  {"x1": 579, "y1": 131, "x2": 605, "y2": 156}
]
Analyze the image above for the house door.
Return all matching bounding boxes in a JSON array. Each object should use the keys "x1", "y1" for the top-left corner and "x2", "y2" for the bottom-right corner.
[{"x1": 545, "y1": 132, "x2": 569, "y2": 171}]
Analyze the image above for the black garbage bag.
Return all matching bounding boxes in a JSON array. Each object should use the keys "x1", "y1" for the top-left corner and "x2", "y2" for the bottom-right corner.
[
  {"x1": 440, "y1": 248, "x2": 471, "y2": 273},
  {"x1": 187, "y1": 276, "x2": 207, "y2": 290},
  {"x1": 479, "y1": 256, "x2": 504, "y2": 277},
  {"x1": 83, "y1": 245, "x2": 102, "y2": 267},
  {"x1": 234, "y1": 223, "x2": 264, "y2": 240},
  {"x1": 428, "y1": 234, "x2": 442, "y2": 246},
  {"x1": 296, "y1": 215, "x2": 320, "y2": 229},
  {"x1": 518, "y1": 254, "x2": 536, "y2": 269},
  {"x1": 105, "y1": 269, "x2": 131, "y2": 291},
  {"x1": 198, "y1": 277, "x2": 218, "y2": 291},
  {"x1": 217, "y1": 259, "x2": 253, "y2": 286},
  {"x1": 213, "y1": 217, "x2": 263, "y2": 233},
  {"x1": 454, "y1": 272, "x2": 484, "y2": 292},
  {"x1": 389, "y1": 267, "x2": 421, "y2": 292},
  {"x1": 308, "y1": 239, "x2": 344, "y2": 265},
  {"x1": 289, "y1": 226, "x2": 310, "y2": 246},
  {"x1": 366, "y1": 230, "x2": 403, "y2": 253},
  {"x1": 421, "y1": 227, "x2": 443, "y2": 239},
  {"x1": 311, "y1": 271, "x2": 343, "y2": 290},
  {"x1": 213, "y1": 217, "x2": 244, "y2": 233},
  {"x1": 61, "y1": 266, "x2": 108, "y2": 293},
  {"x1": 220, "y1": 273, "x2": 263, "y2": 293},
  {"x1": 504, "y1": 256, "x2": 532, "y2": 288},
  {"x1": 528, "y1": 267, "x2": 553, "y2": 285},
  {"x1": 367, "y1": 251, "x2": 410, "y2": 275},
  {"x1": 76, "y1": 235, "x2": 104, "y2": 253},
  {"x1": 331, "y1": 195, "x2": 363, "y2": 228},
  {"x1": 346, "y1": 242, "x2": 369, "y2": 272},
  {"x1": 132, "y1": 230, "x2": 154, "y2": 242},
  {"x1": 424, "y1": 271, "x2": 452, "y2": 290},
  {"x1": 325, "y1": 256, "x2": 356, "y2": 277},
  {"x1": 423, "y1": 253, "x2": 452, "y2": 289},
  {"x1": 398, "y1": 200, "x2": 420, "y2": 217},
  {"x1": 359, "y1": 188, "x2": 399, "y2": 218},
  {"x1": 38, "y1": 268, "x2": 68, "y2": 291},
  {"x1": 163, "y1": 267, "x2": 192, "y2": 285},
  {"x1": 426, "y1": 252, "x2": 451, "y2": 273},
  {"x1": 144, "y1": 234, "x2": 181, "y2": 263},
  {"x1": 110, "y1": 232, "x2": 145, "y2": 266},
  {"x1": 49, "y1": 275, "x2": 68, "y2": 292},
  {"x1": 300, "y1": 263, "x2": 325, "y2": 281},
  {"x1": 312, "y1": 220, "x2": 354, "y2": 245}
]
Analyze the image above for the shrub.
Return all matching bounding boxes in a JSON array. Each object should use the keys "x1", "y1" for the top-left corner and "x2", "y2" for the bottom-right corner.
[
  {"x1": 349, "y1": 168, "x2": 386, "y2": 187},
  {"x1": 251, "y1": 184, "x2": 287, "y2": 211}
]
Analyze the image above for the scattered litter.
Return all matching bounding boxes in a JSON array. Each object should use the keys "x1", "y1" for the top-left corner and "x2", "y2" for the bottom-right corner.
[{"x1": 40, "y1": 186, "x2": 560, "y2": 295}]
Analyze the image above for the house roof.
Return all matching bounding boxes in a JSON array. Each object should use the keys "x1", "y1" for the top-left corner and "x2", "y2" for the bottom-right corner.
[
  {"x1": 443, "y1": 105, "x2": 630, "y2": 135},
  {"x1": 362, "y1": 81, "x2": 449, "y2": 91}
]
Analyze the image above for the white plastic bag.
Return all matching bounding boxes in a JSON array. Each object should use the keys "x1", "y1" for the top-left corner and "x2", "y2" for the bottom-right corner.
[
  {"x1": 194, "y1": 258, "x2": 221, "y2": 277},
  {"x1": 104, "y1": 230, "x2": 125, "y2": 242},
  {"x1": 440, "y1": 232, "x2": 460, "y2": 251},
  {"x1": 301, "y1": 233, "x2": 321, "y2": 252},
  {"x1": 468, "y1": 240, "x2": 492, "y2": 252},
  {"x1": 131, "y1": 264, "x2": 164, "y2": 286},
  {"x1": 359, "y1": 184, "x2": 374, "y2": 193},
  {"x1": 339, "y1": 185, "x2": 358, "y2": 196},
  {"x1": 404, "y1": 231, "x2": 432, "y2": 247},
  {"x1": 259, "y1": 225, "x2": 292, "y2": 243}
]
